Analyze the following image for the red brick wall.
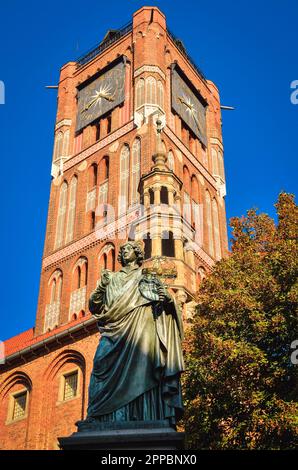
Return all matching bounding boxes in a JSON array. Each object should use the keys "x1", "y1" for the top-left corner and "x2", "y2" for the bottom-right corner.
[{"x1": 0, "y1": 332, "x2": 99, "y2": 450}]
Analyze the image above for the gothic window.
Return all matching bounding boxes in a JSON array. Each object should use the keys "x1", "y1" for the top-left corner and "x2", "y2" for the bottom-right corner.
[
  {"x1": 55, "y1": 181, "x2": 68, "y2": 249},
  {"x1": 90, "y1": 211, "x2": 96, "y2": 230},
  {"x1": 95, "y1": 120, "x2": 101, "y2": 141},
  {"x1": 183, "y1": 165, "x2": 191, "y2": 194},
  {"x1": 136, "y1": 78, "x2": 145, "y2": 108},
  {"x1": 119, "y1": 144, "x2": 130, "y2": 215},
  {"x1": 167, "y1": 150, "x2": 175, "y2": 171},
  {"x1": 157, "y1": 80, "x2": 164, "y2": 108},
  {"x1": 53, "y1": 131, "x2": 63, "y2": 161},
  {"x1": 45, "y1": 270, "x2": 62, "y2": 332},
  {"x1": 184, "y1": 192, "x2": 192, "y2": 223},
  {"x1": 212, "y1": 148, "x2": 219, "y2": 176},
  {"x1": 98, "y1": 243, "x2": 116, "y2": 278},
  {"x1": 205, "y1": 190, "x2": 214, "y2": 258},
  {"x1": 145, "y1": 76, "x2": 157, "y2": 104},
  {"x1": 131, "y1": 138, "x2": 141, "y2": 206},
  {"x1": 197, "y1": 267, "x2": 206, "y2": 283},
  {"x1": 218, "y1": 151, "x2": 225, "y2": 180},
  {"x1": 143, "y1": 232, "x2": 152, "y2": 259},
  {"x1": 50, "y1": 278, "x2": 57, "y2": 304},
  {"x1": 107, "y1": 113, "x2": 112, "y2": 134},
  {"x1": 149, "y1": 188, "x2": 155, "y2": 205},
  {"x1": 102, "y1": 156, "x2": 109, "y2": 180},
  {"x1": 88, "y1": 164, "x2": 97, "y2": 189},
  {"x1": 160, "y1": 186, "x2": 169, "y2": 205},
  {"x1": 62, "y1": 130, "x2": 70, "y2": 158},
  {"x1": 162, "y1": 231, "x2": 175, "y2": 257},
  {"x1": 65, "y1": 176, "x2": 77, "y2": 243},
  {"x1": 98, "y1": 181, "x2": 108, "y2": 220},
  {"x1": 191, "y1": 175, "x2": 199, "y2": 227},
  {"x1": 70, "y1": 258, "x2": 87, "y2": 318},
  {"x1": 212, "y1": 198, "x2": 221, "y2": 260},
  {"x1": 74, "y1": 131, "x2": 83, "y2": 154}
]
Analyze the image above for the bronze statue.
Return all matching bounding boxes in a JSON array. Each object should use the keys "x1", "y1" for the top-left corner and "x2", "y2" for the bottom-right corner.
[{"x1": 83, "y1": 241, "x2": 184, "y2": 428}]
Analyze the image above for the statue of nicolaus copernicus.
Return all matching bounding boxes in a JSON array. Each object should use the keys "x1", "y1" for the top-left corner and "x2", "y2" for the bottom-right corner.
[{"x1": 85, "y1": 241, "x2": 184, "y2": 427}]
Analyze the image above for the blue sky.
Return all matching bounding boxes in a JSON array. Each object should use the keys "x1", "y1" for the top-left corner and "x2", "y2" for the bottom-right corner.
[{"x1": 0, "y1": 0, "x2": 297, "y2": 341}]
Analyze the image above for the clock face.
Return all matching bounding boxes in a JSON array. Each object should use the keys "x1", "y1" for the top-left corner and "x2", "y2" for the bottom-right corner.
[
  {"x1": 76, "y1": 60, "x2": 126, "y2": 132},
  {"x1": 171, "y1": 67, "x2": 207, "y2": 146}
]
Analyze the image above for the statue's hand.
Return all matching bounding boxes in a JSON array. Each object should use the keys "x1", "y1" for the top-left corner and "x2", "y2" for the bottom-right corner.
[
  {"x1": 101, "y1": 269, "x2": 112, "y2": 287},
  {"x1": 156, "y1": 284, "x2": 171, "y2": 303}
]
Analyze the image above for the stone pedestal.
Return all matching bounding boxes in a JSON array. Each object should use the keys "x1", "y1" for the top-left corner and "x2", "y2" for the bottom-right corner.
[{"x1": 58, "y1": 420, "x2": 184, "y2": 450}]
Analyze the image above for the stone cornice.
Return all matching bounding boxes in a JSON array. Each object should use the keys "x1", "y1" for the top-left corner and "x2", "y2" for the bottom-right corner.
[
  {"x1": 42, "y1": 208, "x2": 141, "y2": 269},
  {"x1": 63, "y1": 121, "x2": 135, "y2": 172},
  {"x1": 134, "y1": 65, "x2": 166, "y2": 81},
  {"x1": 55, "y1": 119, "x2": 72, "y2": 131},
  {"x1": 164, "y1": 126, "x2": 218, "y2": 191}
]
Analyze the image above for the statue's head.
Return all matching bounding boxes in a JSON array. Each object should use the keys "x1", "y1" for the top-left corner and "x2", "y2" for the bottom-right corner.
[{"x1": 117, "y1": 241, "x2": 144, "y2": 267}]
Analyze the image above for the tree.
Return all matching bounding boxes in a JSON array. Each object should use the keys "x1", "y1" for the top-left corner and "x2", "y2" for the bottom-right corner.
[{"x1": 183, "y1": 193, "x2": 298, "y2": 449}]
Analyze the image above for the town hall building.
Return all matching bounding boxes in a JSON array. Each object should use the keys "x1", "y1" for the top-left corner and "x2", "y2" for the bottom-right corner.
[{"x1": 0, "y1": 6, "x2": 228, "y2": 449}]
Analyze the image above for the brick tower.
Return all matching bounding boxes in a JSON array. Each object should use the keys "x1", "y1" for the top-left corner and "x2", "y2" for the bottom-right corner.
[{"x1": 0, "y1": 6, "x2": 228, "y2": 449}]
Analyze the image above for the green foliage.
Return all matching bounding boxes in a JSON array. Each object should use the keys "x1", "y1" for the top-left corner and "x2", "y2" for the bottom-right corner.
[{"x1": 183, "y1": 193, "x2": 298, "y2": 449}]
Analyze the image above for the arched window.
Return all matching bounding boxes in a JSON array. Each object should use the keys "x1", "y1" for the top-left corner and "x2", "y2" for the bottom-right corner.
[
  {"x1": 53, "y1": 132, "x2": 63, "y2": 161},
  {"x1": 143, "y1": 232, "x2": 152, "y2": 259},
  {"x1": 131, "y1": 138, "x2": 141, "y2": 206},
  {"x1": 136, "y1": 78, "x2": 145, "y2": 108},
  {"x1": 211, "y1": 148, "x2": 219, "y2": 176},
  {"x1": 55, "y1": 181, "x2": 68, "y2": 249},
  {"x1": 65, "y1": 176, "x2": 77, "y2": 243},
  {"x1": 62, "y1": 130, "x2": 70, "y2": 158},
  {"x1": 183, "y1": 165, "x2": 191, "y2": 194},
  {"x1": 197, "y1": 267, "x2": 206, "y2": 283},
  {"x1": 70, "y1": 258, "x2": 88, "y2": 319},
  {"x1": 149, "y1": 188, "x2": 155, "y2": 205},
  {"x1": 191, "y1": 175, "x2": 200, "y2": 230},
  {"x1": 162, "y1": 231, "x2": 175, "y2": 257},
  {"x1": 205, "y1": 191, "x2": 214, "y2": 257},
  {"x1": 191, "y1": 175, "x2": 199, "y2": 202},
  {"x1": 103, "y1": 156, "x2": 109, "y2": 180},
  {"x1": 212, "y1": 198, "x2": 221, "y2": 260},
  {"x1": 119, "y1": 144, "x2": 130, "y2": 215},
  {"x1": 157, "y1": 80, "x2": 164, "y2": 108},
  {"x1": 98, "y1": 243, "x2": 115, "y2": 277},
  {"x1": 160, "y1": 186, "x2": 169, "y2": 205},
  {"x1": 72, "y1": 258, "x2": 87, "y2": 291},
  {"x1": 167, "y1": 151, "x2": 175, "y2": 171},
  {"x1": 145, "y1": 76, "x2": 157, "y2": 104},
  {"x1": 98, "y1": 156, "x2": 109, "y2": 183},
  {"x1": 45, "y1": 270, "x2": 62, "y2": 331},
  {"x1": 48, "y1": 270, "x2": 62, "y2": 304},
  {"x1": 88, "y1": 164, "x2": 97, "y2": 189},
  {"x1": 218, "y1": 151, "x2": 225, "y2": 180}
]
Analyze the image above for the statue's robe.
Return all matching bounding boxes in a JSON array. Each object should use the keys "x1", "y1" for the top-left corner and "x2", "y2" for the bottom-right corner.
[{"x1": 87, "y1": 264, "x2": 184, "y2": 424}]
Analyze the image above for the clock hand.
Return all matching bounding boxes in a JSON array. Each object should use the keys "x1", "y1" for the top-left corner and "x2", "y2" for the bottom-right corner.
[
  {"x1": 81, "y1": 91, "x2": 115, "y2": 113},
  {"x1": 81, "y1": 97, "x2": 99, "y2": 113},
  {"x1": 178, "y1": 96, "x2": 192, "y2": 110},
  {"x1": 191, "y1": 109, "x2": 202, "y2": 133},
  {"x1": 97, "y1": 91, "x2": 115, "y2": 102},
  {"x1": 178, "y1": 96, "x2": 202, "y2": 133}
]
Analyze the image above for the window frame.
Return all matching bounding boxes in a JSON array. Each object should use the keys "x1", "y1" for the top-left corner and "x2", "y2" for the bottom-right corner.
[
  {"x1": 6, "y1": 388, "x2": 29, "y2": 424},
  {"x1": 57, "y1": 368, "x2": 81, "y2": 405}
]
